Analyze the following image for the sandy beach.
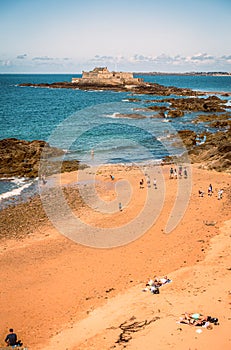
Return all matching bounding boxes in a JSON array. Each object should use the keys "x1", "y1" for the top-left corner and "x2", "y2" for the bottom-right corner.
[{"x1": 0, "y1": 164, "x2": 230, "y2": 350}]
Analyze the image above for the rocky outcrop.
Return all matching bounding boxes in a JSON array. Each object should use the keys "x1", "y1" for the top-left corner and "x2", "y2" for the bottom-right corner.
[
  {"x1": 163, "y1": 96, "x2": 227, "y2": 113},
  {"x1": 114, "y1": 113, "x2": 146, "y2": 119},
  {"x1": 0, "y1": 138, "x2": 82, "y2": 178},
  {"x1": 164, "y1": 128, "x2": 231, "y2": 172},
  {"x1": 19, "y1": 81, "x2": 202, "y2": 97},
  {"x1": 194, "y1": 113, "x2": 231, "y2": 129},
  {"x1": 167, "y1": 109, "x2": 184, "y2": 118}
]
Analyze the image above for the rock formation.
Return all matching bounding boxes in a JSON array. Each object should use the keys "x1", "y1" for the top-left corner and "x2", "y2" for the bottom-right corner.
[
  {"x1": 0, "y1": 138, "x2": 82, "y2": 178},
  {"x1": 164, "y1": 128, "x2": 231, "y2": 172}
]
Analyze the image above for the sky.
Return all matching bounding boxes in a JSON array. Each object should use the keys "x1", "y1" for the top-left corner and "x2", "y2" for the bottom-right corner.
[{"x1": 0, "y1": 0, "x2": 231, "y2": 73}]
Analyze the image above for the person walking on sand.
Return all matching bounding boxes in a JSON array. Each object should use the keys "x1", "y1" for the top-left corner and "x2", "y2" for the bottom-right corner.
[
  {"x1": 184, "y1": 167, "x2": 188, "y2": 179},
  {"x1": 153, "y1": 178, "x2": 157, "y2": 189},
  {"x1": 119, "y1": 202, "x2": 122, "y2": 211},
  {"x1": 174, "y1": 168, "x2": 178, "y2": 179},
  {"x1": 169, "y1": 167, "x2": 174, "y2": 179},
  {"x1": 218, "y1": 189, "x2": 223, "y2": 200},
  {"x1": 208, "y1": 184, "x2": 213, "y2": 196},
  {"x1": 146, "y1": 176, "x2": 151, "y2": 188},
  {"x1": 41, "y1": 174, "x2": 47, "y2": 185},
  {"x1": 178, "y1": 165, "x2": 183, "y2": 178}
]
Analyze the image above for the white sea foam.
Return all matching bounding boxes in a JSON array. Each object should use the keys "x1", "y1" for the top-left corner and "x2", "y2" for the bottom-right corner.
[
  {"x1": 105, "y1": 112, "x2": 120, "y2": 118},
  {"x1": 0, "y1": 179, "x2": 33, "y2": 200}
]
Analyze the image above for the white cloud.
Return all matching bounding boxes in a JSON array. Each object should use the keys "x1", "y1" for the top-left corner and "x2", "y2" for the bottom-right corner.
[
  {"x1": 32, "y1": 56, "x2": 54, "y2": 61},
  {"x1": 0, "y1": 53, "x2": 230, "y2": 73},
  {"x1": 0, "y1": 60, "x2": 12, "y2": 66},
  {"x1": 16, "y1": 54, "x2": 27, "y2": 59},
  {"x1": 190, "y1": 53, "x2": 214, "y2": 61}
]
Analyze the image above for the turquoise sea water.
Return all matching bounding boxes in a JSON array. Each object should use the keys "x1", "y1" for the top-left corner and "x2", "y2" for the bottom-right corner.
[{"x1": 0, "y1": 73, "x2": 230, "y2": 206}]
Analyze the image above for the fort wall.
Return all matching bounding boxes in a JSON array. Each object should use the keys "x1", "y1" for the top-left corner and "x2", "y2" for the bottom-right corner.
[{"x1": 72, "y1": 67, "x2": 143, "y2": 85}]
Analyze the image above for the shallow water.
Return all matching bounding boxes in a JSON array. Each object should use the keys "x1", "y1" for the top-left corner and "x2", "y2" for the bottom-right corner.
[{"x1": 0, "y1": 73, "x2": 230, "y2": 204}]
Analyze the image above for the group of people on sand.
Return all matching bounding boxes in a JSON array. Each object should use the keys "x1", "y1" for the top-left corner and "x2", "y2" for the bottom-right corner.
[
  {"x1": 142, "y1": 277, "x2": 219, "y2": 330},
  {"x1": 169, "y1": 166, "x2": 187, "y2": 179},
  {"x1": 143, "y1": 275, "x2": 172, "y2": 294},
  {"x1": 198, "y1": 183, "x2": 224, "y2": 199},
  {"x1": 177, "y1": 312, "x2": 219, "y2": 329},
  {"x1": 139, "y1": 177, "x2": 157, "y2": 189},
  {"x1": 3, "y1": 328, "x2": 23, "y2": 347}
]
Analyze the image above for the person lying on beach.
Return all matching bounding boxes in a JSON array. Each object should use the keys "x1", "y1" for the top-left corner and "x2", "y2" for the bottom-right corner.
[
  {"x1": 178, "y1": 313, "x2": 219, "y2": 327},
  {"x1": 143, "y1": 276, "x2": 171, "y2": 294},
  {"x1": 178, "y1": 312, "x2": 204, "y2": 325},
  {"x1": 146, "y1": 276, "x2": 171, "y2": 287}
]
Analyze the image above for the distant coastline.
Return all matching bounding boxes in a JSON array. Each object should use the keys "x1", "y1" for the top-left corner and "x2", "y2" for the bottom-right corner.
[{"x1": 135, "y1": 71, "x2": 231, "y2": 76}]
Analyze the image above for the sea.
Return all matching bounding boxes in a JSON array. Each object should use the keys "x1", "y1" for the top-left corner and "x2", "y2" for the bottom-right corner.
[{"x1": 0, "y1": 73, "x2": 231, "y2": 208}]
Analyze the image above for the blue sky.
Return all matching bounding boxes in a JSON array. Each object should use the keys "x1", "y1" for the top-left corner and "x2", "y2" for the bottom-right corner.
[{"x1": 0, "y1": 0, "x2": 230, "y2": 73}]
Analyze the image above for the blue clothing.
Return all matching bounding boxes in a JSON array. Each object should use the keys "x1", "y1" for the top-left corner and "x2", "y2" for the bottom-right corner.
[{"x1": 5, "y1": 332, "x2": 17, "y2": 345}]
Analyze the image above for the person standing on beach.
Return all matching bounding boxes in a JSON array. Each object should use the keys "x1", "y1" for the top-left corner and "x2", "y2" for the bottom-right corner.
[
  {"x1": 119, "y1": 202, "x2": 122, "y2": 211},
  {"x1": 218, "y1": 189, "x2": 223, "y2": 200},
  {"x1": 91, "y1": 149, "x2": 94, "y2": 160},
  {"x1": 41, "y1": 174, "x2": 47, "y2": 185},
  {"x1": 169, "y1": 167, "x2": 174, "y2": 179},
  {"x1": 146, "y1": 176, "x2": 151, "y2": 188},
  {"x1": 184, "y1": 167, "x2": 188, "y2": 179},
  {"x1": 208, "y1": 184, "x2": 213, "y2": 196},
  {"x1": 153, "y1": 178, "x2": 157, "y2": 189}
]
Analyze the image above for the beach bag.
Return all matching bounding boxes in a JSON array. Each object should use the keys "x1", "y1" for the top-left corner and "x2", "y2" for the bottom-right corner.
[{"x1": 207, "y1": 316, "x2": 219, "y2": 324}]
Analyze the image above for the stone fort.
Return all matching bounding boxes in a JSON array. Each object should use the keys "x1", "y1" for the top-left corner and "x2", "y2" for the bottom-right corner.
[{"x1": 72, "y1": 67, "x2": 143, "y2": 85}]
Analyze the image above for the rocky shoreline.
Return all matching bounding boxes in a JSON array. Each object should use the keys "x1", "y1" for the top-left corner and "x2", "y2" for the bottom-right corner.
[
  {"x1": 0, "y1": 138, "x2": 85, "y2": 178},
  {"x1": 2, "y1": 80, "x2": 231, "y2": 178},
  {"x1": 163, "y1": 128, "x2": 231, "y2": 172},
  {"x1": 19, "y1": 80, "x2": 202, "y2": 96}
]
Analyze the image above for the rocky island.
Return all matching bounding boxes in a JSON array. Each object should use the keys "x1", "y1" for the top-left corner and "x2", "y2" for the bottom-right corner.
[
  {"x1": 3, "y1": 68, "x2": 231, "y2": 176},
  {"x1": 20, "y1": 66, "x2": 202, "y2": 96}
]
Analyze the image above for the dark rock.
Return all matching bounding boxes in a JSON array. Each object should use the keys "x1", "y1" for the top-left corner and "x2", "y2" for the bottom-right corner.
[
  {"x1": 19, "y1": 80, "x2": 201, "y2": 97},
  {"x1": 168, "y1": 109, "x2": 184, "y2": 118},
  {"x1": 0, "y1": 138, "x2": 82, "y2": 178},
  {"x1": 150, "y1": 112, "x2": 166, "y2": 118},
  {"x1": 113, "y1": 113, "x2": 146, "y2": 119},
  {"x1": 177, "y1": 130, "x2": 197, "y2": 147},
  {"x1": 147, "y1": 105, "x2": 169, "y2": 112},
  {"x1": 165, "y1": 96, "x2": 227, "y2": 113}
]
